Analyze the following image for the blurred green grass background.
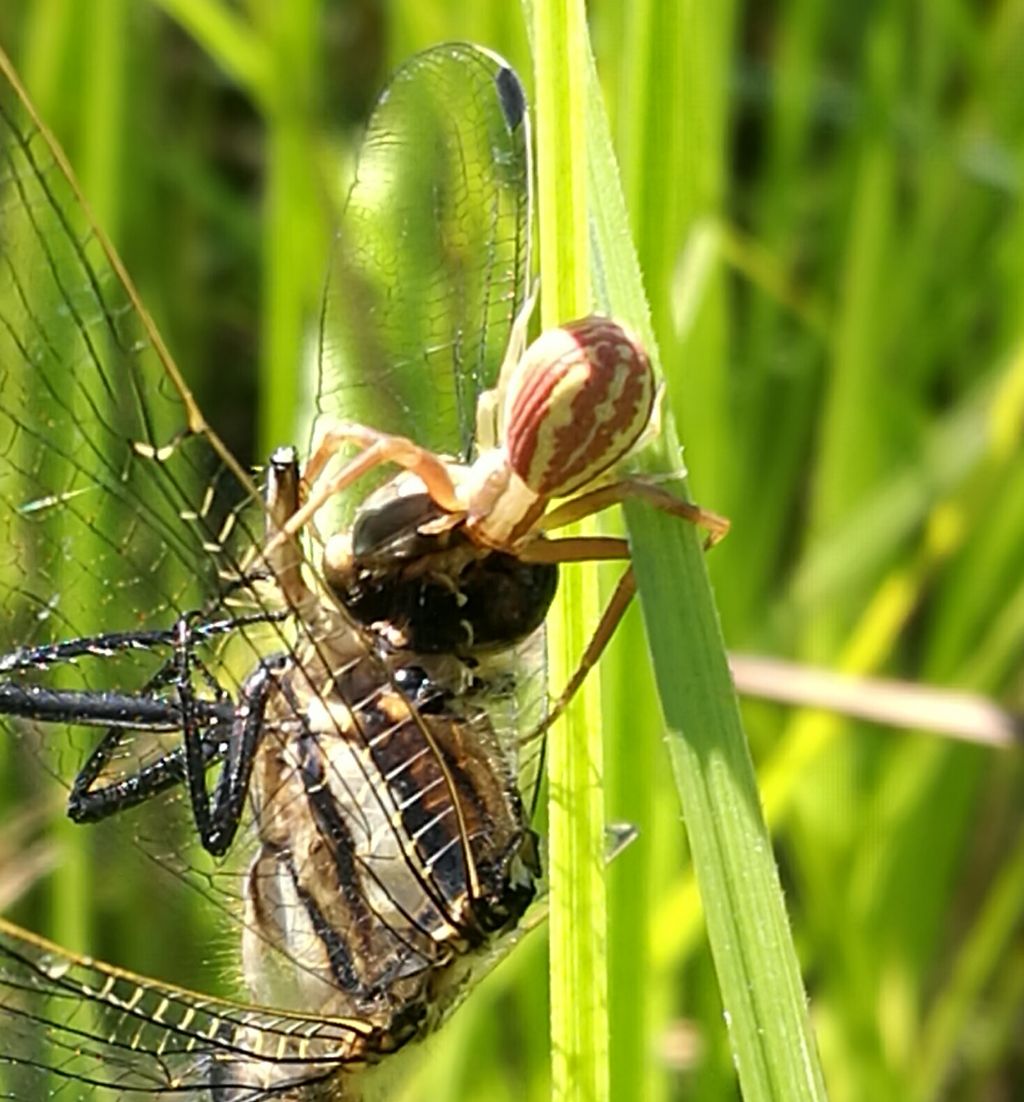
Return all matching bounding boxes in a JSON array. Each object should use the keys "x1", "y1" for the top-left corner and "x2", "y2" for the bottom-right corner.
[{"x1": 2, "y1": 1, "x2": 1024, "y2": 1100}]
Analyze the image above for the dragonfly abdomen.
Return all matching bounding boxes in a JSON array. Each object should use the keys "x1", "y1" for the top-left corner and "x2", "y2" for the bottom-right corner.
[{"x1": 240, "y1": 646, "x2": 536, "y2": 1045}]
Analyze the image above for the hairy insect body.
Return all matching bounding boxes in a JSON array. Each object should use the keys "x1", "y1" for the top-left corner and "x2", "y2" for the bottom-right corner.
[
  {"x1": 245, "y1": 644, "x2": 536, "y2": 1012},
  {"x1": 206, "y1": 581, "x2": 537, "y2": 1096}
]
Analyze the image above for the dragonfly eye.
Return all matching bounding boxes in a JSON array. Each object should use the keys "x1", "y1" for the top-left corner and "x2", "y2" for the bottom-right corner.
[
  {"x1": 503, "y1": 316, "x2": 656, "y2": 498},
  {"x1": 326, "y1": 482, "x2": 559, "y2": 655},
  {"x1": 350, "y1": 489, "x2": 448, "y2": 563}
]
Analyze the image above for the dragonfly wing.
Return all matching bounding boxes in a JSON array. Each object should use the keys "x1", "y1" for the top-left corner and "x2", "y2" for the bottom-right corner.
[
  {"x1": 0, "y1": 917, "x2": 376, "y2": 1099},
  {"x1": 0, "y1": 40, "x2": 545, "y2": 1101},
  {"x1": 313, "y1": 42, "x2": 532, "y2": 527},
  {"x1": 313, "y1": 43, "x2": 546, "y2": 816},
  {"x1": 0, "y1": 48, "x2": 275, "y2": 793},
  {"x1": 0, "y1": 45, "x2": 344, "y2": 1099}
]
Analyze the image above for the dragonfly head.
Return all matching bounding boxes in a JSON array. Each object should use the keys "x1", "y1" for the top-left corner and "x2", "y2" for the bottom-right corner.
[{"x1": 323, "y1": 474, "x2": 557, "y2": 655}]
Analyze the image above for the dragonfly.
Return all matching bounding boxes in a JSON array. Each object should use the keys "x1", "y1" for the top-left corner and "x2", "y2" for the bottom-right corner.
[
  {"x1": 0, "y1": 35, "x2": 722, "y2": 1102},
  {"x1": 0, "y1": 40, "x2": 556, "y2": 1100}
]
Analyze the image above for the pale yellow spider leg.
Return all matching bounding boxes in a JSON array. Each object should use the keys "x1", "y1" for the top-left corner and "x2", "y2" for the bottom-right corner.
[
  {"x1": 517, "y1": 534, "x2": 631, "y2": 564},
  {"x1": 537, "y1": 477, "x2": 730, "y2": 549},
  {"x1": 266, "y1": 426, "x2": 464, "y2": 557},
  {"x1": 523, "y1": 567, "x2": 638, "y2": 745},
  {"x1": 476, "y1": 287, "x2": 539, "y2": 451},
  {"x1": 517, "y1": 477, "x2": 729, "y2": 743}
]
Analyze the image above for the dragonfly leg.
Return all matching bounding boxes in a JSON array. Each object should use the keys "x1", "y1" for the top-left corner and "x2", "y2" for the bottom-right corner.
[
  {"x1": 66, "y1": 617, "x2": 290, "y2": 838},
  {"x1": 67, "y1": 725, "x2": 218, "y2": 823},
  {"x1": 0, "y1": 609, "x2": 285, "y2": 676},
  {"x1": 1, "y1": 610, "x2": 290, "y2": 830},
  {"x1": 0, "y1": 626, "x2": 178, "y2": 675},
  {"x1": 66, "y1": 615, "x2": 251, "y2": 824},
  {"x1": 59, "y1": 626, "x2": 208, "y2": 822},
  {"x1": 181, "y1": 642, "x2": 289, "y2": 857}
]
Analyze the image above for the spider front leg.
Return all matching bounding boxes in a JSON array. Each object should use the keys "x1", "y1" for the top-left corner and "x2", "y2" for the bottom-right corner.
[{"x1": 275, "y1": 422, "x2": 466, "y2": 550}]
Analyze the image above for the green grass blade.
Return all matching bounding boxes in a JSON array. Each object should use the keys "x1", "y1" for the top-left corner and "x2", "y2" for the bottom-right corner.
[
  {"x1": 579, "y1": 20, "x2": 831, "y2": 1102},
  {"x1": 605, "y1": 5, "x2": 692, "y2": 1098},
  {"x1": 530, "y1": 3, "x2": 608, "y2": 1101}
]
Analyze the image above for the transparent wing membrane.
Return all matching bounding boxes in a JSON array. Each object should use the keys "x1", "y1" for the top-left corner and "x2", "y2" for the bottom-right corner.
[
  {"x1": 0, "y1": 918, "x2": 374, "y2": 1100},
  {"x1": 315, "y1": 43, "x2": 531, "y2": 510},
  {"x1": 0, "y1": 41, "x2": 545, "y2": 1101},
  {"x1": 0, "y1": 47, "x2": 270, "y2": 776}
]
